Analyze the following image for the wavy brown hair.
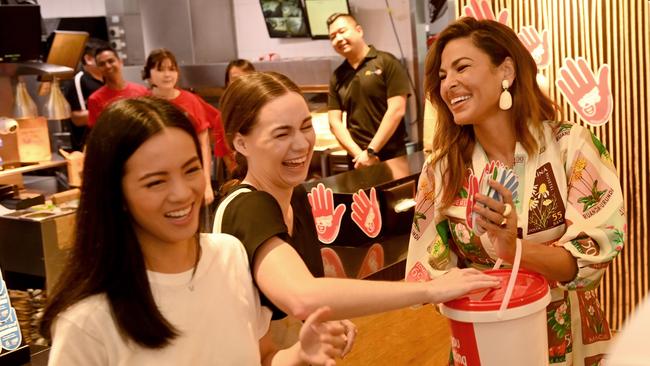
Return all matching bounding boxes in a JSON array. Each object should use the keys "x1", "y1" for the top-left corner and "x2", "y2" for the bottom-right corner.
[
  {"x1": 218, "y1": 71, "x2": 303, "y2": 194},
  {"x1": 425, "y1": 17, "x2": 558, "y2": 209}
]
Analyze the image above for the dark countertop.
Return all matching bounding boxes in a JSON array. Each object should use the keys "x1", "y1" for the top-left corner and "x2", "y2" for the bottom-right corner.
[
  {"x1": 304, "y1": 151, "x2": 426, "y2": 280},
  {"x1": 303, "y1": 150, "x2": 425, "y2": 194}
]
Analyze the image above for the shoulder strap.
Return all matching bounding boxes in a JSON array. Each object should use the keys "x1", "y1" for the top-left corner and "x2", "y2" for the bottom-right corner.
[
  {"x1": 212, "y1": 187, "x2": 252, "y2": 233},
  {"x1": 74, "y1": 71, "x2": 86, "y2": 111}
]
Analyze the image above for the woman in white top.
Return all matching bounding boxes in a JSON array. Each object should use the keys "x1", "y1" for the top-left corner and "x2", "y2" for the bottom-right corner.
[{"x1": 40, "y1": 97, "x2": 350, "y2": 366}]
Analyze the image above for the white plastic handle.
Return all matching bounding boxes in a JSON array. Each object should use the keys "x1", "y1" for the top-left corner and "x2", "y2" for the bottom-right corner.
[{"x1": 492, "y1": 239, "x2": 523, "y2": 319}]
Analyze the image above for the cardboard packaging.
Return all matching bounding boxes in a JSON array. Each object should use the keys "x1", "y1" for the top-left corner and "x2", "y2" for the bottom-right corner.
[
  {"x1": 0, "y1": 207, "x2": 75, "y2": 293},
  {"x1": 0, "y1": 117, "x2": 51, "y2": 164}
]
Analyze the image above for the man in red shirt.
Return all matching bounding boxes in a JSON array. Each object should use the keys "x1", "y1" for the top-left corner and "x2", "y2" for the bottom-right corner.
[{"x1": 87, "y1": 46, "x2": 148, "y2": 127}]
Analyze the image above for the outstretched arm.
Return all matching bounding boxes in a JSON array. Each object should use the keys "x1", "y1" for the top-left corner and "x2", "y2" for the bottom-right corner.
[{"x1": 253, "y1": 236, "x2": 499, "y2": 320}]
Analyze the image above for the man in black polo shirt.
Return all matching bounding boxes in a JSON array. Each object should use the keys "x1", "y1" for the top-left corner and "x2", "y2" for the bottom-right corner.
[
  {"x1": 327, "y1": 13, "x2": 410, "y2": 169},
  {"x1": 61, "y1": 38, "x2": 106, "y2": 151}
]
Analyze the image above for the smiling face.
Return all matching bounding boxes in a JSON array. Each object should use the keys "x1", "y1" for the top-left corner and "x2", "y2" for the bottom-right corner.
[
  {"x1": 234, "y1": 91, "x2": 315, "y2": 190},
  {"x1": 149, "y1": 58, "x2": 178, "y2": 92},
  {"x1": 328, "y1": 16, "x2": 364, "y2": 57},
  {"x1": 122, "y1": 127, "x2": 204, "y2": 249},
  {"x1": 96, "y1": 50, "x2": 123, "y2": 82},
  {"x1": 439, "y1": 37, "x2": 511, "y2": 126}
]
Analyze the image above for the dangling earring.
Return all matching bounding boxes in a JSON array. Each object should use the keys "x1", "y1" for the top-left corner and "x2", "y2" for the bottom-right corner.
[{"x1": 499, "y1": 79, "x2": 512, "y2": 110}]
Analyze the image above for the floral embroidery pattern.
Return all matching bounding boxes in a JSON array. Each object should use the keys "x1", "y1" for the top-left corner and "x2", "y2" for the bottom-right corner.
[
  {"x1": 528, "y1": 163, "x2": 565, "y2": 234},
  {"x1": 412, "y1": 168, "x2": 436, "y2": 239},
  {"x1": 568, "y1": 153, "x2": 613, "y2": 218},
  {"x1": 554, "y1": 122, "x2": 574, "y2": 141},
  {"x1": 547, "y1": 299, "x2": 572, "y2": 363},
  {"x1": 578, "y1": 290, "x2": 611, "y2": 344},
  {"x1": 570, "y1": 233, "x2": 600, "y2": 256},
  {"x1": 590, "y1": 132, "x2": 611, "y2": 163},
  {"x1": 426, "y1": 221, "x2": 451, "y2": 269}
]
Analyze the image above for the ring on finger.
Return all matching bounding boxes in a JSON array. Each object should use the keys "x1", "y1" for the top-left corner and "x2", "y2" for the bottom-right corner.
[{"x1": 502, "y1": 203, "x2": 512, "y2": 216}]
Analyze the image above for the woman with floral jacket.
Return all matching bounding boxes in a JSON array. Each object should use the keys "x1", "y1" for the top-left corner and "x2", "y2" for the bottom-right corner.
[{"x1": 405, "y1": 18, "x2": 625, "y2": 365}]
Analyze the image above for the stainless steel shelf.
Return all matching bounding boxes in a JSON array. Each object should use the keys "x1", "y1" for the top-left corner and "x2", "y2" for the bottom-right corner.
[{"x1": 0, "y1": 62, "x2": 73, "y2": 77}]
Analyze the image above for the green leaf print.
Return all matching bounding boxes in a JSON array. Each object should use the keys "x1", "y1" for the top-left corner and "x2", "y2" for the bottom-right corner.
[
  {"x1": 413, "y1": 212, "x2": 426, "y2": 232},
  {"x1": 435, "y1": 220, "x2": 450, "y2": 244},
  {"x1": 577, "y1": 180, "x2": 607, "y2": 211},
  {"x1": 570, "y1": 239, "x2": 586, "y2": 254},
  {"x1": 590, "y1": 132, "x2": 610, "y2": 159},
  {"x1": 613, "y1": 229, "x2": 624, "y2": 246},
  {"x1": 459, "y1": 187, "x2": 468, "y2": 198}
]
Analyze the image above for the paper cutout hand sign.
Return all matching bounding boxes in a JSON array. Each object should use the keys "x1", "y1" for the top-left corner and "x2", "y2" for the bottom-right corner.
[
  {"x1": 463, "y1": 0, "x2": 509, "y2": 26},
  {"x1": 518, "y1": 26, "x2": 550, "y2": 68},
  {"x1": 320, "y1": 247, "x2": 347, "y2": 278},
  {"x1": 308, "y1": 183, "x2": 346, "y2": 244},
  {"x1": 0, "y1": 292, "x2": 10, "y2": 323},
  {"x1": 0, "y1": 308, "x2": 22, "y2": 351},
  {"x1": 356, "y1": 243, "x2": 385, "y2": 279},
  {"x1": 351, "y1": 187, "x2": 382, "y2": 238},
  {"x1": 556, "y1": 57, "x2": 613, "y2": 126},
  {"x1": 406, "y1": 261, "x2": 432, "y2": 282},
  {"x1": 465, "y1": 170, "x2": 479, "y2": 230}
]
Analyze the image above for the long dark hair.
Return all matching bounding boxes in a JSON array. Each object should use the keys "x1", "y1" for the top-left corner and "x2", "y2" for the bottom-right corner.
[
  {"x1": 218, "y1": 71, "x2": 302, "y2": 194},
  {"x1": 224, "y1": 59, "x2": 255, "y2": 86},
  {"x1": 425, "y1": 17, "x2": 559, "y2": 209},
  {"x1": 40, "y1": 97, "x2": 203, "y2": 348}
]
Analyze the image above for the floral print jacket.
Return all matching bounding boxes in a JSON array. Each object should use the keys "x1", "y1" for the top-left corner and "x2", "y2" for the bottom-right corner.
[{"x1": 405, "y1": 122, "x2": 625, "y2": 366}]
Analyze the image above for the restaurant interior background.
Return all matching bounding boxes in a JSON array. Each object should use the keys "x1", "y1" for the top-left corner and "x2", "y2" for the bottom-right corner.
[{"x1": 0, "y1": 0, "x2": 648, "y2": 357}]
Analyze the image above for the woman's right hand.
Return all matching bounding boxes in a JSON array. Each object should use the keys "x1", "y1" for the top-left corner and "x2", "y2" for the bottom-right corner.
[
  {"x1": 427, "y1": 268, "x2": 500, "y2": 304},
  {"x1": 298, "y1": 306, "x2": 350, "y2": 366}
]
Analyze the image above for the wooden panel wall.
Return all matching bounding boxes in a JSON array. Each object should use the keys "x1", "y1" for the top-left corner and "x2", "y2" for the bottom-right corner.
[{"x1": 452, "y1": 0, "x2": 650, "y2": 330}]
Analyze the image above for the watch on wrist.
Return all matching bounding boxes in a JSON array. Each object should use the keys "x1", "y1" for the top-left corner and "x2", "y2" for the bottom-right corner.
[{"x1": 366, "y1": 147, "x2": 377, "y2": 157}]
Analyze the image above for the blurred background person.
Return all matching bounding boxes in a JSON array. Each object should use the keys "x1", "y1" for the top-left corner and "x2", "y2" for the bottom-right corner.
[
  {"x1": 143, "y1": 48, "x2": 233, "y2": 204},
  {"x1": 87, "y1": 45, "x2": 148, "y2": 127},
  {"x1": 225, "y1": 58, "x2": 256, "y2": 86},
  {"x1": 61, "y1": 37, "x2": 107, "y2": 151},
  {"x1": 326, "y1": 13, "x2": 410, "y2": 169}
]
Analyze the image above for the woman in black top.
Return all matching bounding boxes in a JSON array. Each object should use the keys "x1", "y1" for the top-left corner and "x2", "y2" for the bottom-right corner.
[{"x1": 214, "y1": 72, "x2": 499, "y2": 323}]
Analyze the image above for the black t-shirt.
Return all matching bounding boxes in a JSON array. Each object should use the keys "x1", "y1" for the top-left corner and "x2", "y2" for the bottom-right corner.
[
  {"x1": 328, "y1": 46, "x2": 411, "y2": 159},
  {"x1": 219, "y1": 184, "x2": 324, "y2": 319},
  {"x1": 61, "y1": 70, "x2": 103, "y2": 151}
]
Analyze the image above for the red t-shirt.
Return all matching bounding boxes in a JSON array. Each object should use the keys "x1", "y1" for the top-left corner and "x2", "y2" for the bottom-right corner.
[
  {"x1": 87, "y1": 83, "x2": 149, "y2": 127},
  {"x1": 170, "y1": 89, "x2": 230, "y2": 158}
]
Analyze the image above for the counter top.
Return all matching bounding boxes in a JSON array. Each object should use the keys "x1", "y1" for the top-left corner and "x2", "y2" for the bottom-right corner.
[
  {"x1": 304, "y1": 150, "x2": 425, "y2": 194},
  {"x1": 0, "y1": 160, "x2": 66, "y2": 179}
]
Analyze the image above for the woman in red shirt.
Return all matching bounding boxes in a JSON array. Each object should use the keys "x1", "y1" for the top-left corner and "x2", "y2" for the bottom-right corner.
[{"x1": 143, "y1": 48, "x2": 234, "y2": 204}]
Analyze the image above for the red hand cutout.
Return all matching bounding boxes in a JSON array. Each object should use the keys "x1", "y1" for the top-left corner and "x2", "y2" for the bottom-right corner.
[
  {"x1": 356, "y1": 243, "x2": 385, "y2": 279},
  {"x1": 463, "y1": 0, "x2": 509, "y2": 26},
  {"x1": 518, "y1": 26, "x2": 550, "y2": 69},
  {"x1": 351, "y1": 187, "x2": 382, "y2": 238},
  {"x1": 556, "y1": 57, "x2": 613, "y2": 126},
  {"x1": 308, "y1": 183, "x2": 346, "y2": 244},
  {"x1": 320, "y1": 247, "x2": 347, "y2": 278}
]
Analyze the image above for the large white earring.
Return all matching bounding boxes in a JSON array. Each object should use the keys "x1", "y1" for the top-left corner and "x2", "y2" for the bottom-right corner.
[{"x1": 499, "y1": 79, "x2": 512, "y2": 110}]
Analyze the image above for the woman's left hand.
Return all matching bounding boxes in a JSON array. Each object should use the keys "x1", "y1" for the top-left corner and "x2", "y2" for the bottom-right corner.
[
  {"x1": 473, "y1": 179, "x2": 518, "y2": 262},
  {"x1": 299, "y1": 307, "x2": 355, "y2": 365}
]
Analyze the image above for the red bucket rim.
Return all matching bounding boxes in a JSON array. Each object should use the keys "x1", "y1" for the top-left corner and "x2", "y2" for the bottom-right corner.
[{"x1": 443, "y1": 269, "x2": 549, "y2": 311}]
